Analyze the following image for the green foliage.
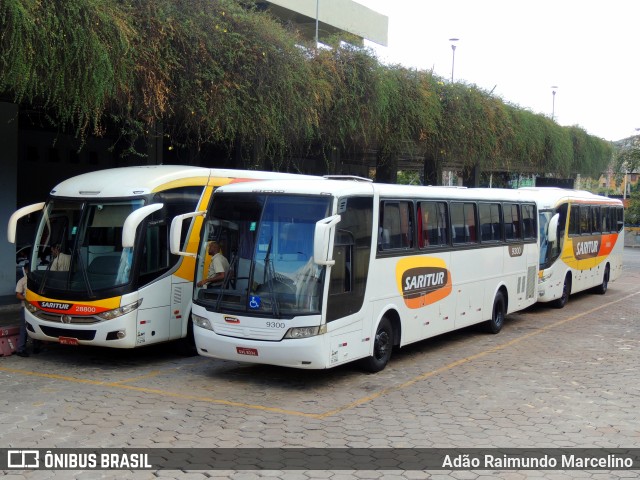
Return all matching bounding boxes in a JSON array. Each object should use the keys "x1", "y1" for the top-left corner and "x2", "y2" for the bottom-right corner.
[
  {"x1": 311, "y1": 43, "x2": 381, "y2": 157},
  {"x1": 0, "y1": 0, "x2": 134, "y2": 135},
  {"x1": 613, "y1": 137, "x2": 640, "y2": 179},
  {"x1": 626, "y1": 191, "x2": 640, "y2": 225},
  {"x1": 0, "y1": 0, "x2": 614, "y2": 176}
]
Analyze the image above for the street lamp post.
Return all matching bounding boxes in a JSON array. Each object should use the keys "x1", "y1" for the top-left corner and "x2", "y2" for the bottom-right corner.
[
  {"x1": 551, "y1": 86, "x2": 558, "y2": 121},
  {"x1": 315, "y1": 0, "x2": 319, "y2": 46},
  {"x1": 449, "y1": 38, "x2": 459, "y2": 83}
]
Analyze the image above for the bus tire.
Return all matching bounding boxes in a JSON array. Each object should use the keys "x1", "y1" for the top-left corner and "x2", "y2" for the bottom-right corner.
[
  {"x1": 483, "y1": 291, "x2": 505, "y2": 334},
  {"x1": 361, "y1": 317, "x2": 393, "y2": 373},
  {"x1": 594, "y1": 264, "x2": 610, "y2": 295},
  {"x1": 553, "y1": 274, "x2": 571, "y2": 308}
]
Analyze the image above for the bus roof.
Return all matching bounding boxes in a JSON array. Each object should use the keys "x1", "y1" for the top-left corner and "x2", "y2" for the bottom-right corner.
[
  {"x1": 49, "y1": 166, "x2": 316, "y2": 198},
  {"x1": 213, "y1": 179, "x2": 623, "y2": 208},
  {"x1": 518, "y1": 187, "x2": 622, "y2": 209},
  {"x1": 215, "y1": 178, "x2": 541, "y2": 202}
]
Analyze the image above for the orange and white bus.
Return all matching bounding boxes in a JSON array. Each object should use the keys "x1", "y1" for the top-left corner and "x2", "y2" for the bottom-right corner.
[
  {"x1": 7, "y1": 165, "x2": 313, "y2": 349},
  {"x1": 183, "y1": 177, "x2": 541, "y2": 371},
  {"x1": 524, "y1": 188, "x2": 624, "y2": 308}
]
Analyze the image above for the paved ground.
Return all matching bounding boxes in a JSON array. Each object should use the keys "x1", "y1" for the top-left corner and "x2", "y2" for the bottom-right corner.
[{"x1": 1, "y1": 249, "x2": 639, "y2": 479}]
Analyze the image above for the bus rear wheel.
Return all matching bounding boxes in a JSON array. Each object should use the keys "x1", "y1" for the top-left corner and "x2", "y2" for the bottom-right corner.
[
  {"x1": 553, "y1": 275, "x2": 571, "y2": 308},
  {"x1": 483, "y1": 291, "x2": 505, "y2": 334},
  {"x1": 594, "y1": 265, "x2": 610, "y2": 295},
  {"x1": 361, "y1": 317, "x2": 393, "y2": 373}
]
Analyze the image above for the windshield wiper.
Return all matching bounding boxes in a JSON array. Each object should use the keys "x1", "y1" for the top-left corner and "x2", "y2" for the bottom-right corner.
[
  {"x1": 263, "y1": 237, "x2": 280, "y2": 317},
  {"x1": 214, "y1": 249, "x2": 238, "y2": 312}
]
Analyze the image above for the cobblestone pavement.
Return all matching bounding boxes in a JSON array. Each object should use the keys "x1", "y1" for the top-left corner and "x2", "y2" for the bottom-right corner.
[{"x1": 1, "y1": 250, "x2": 639, "y2": 479}]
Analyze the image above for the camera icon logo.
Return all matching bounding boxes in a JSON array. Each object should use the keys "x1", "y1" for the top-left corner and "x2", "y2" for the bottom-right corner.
[{"x1": 7, "y1": 450, "x2": 40, "y2": 469}]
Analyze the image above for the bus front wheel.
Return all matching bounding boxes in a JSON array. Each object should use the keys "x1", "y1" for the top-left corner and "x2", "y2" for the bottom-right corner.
[
  {"x1": 553, "y1": 275, "x2": 571, "y2": 308},
  {"x1": 361, "y1": 317, "x2": 393, "y2": 373}
]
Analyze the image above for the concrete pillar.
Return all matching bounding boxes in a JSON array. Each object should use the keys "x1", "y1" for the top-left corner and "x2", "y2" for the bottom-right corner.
[
  {"x1": 423, "y1": 153, "x2": 442, "y2": 186},
  {"x1": 0, "y1": 102, "x2": 19, "y2": 301},
  {"x1": 463, "y1": 164, "x2": 481, "y2": 187}
]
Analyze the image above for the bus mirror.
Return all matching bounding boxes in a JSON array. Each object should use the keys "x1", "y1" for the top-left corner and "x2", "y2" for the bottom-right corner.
[
  {"x1": 122, "y1": 203, "x2": 164, "y2": 248},
  {"x1": 313, "y1": 215, "x2": 341, "y2": 266},
  {"x1": 170, "y1": 211, "x2": 206, "y2": 256},
  {"x1": 548, "y1": 213, "x2": 560, "y2": 243},
  {"x1": 7, "y1": 202, "x2": 45, "y2": 243}
]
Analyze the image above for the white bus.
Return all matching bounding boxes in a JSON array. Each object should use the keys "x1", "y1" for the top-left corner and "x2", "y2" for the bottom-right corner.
[
  {"x1": 524, "y1": 188, "x2": 624, "y2": 308},
  {"x1": 182, "y1": 177, "x2": 540, "y2": 371},
  {"x1": 7, "y1": 165, "x2": 314, "y2": 349}
]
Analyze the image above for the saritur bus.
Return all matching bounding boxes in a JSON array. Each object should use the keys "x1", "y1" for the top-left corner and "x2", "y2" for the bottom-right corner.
[
  {"x1": 172, "y1": 176, "x2": 542, "y2": 372},
  {"x1": 7, "y1": 165, "x2": 315, "y2": 350},
  {"x1": 523, "y1": 187, "x2": 624, "y2": 308}
]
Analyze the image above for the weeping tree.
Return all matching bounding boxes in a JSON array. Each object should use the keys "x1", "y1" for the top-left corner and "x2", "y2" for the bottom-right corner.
[
  {"x1": 373, "y1": 66, "x2": 440, "y2": 183},
  {"x1": 0, "y1": 0, "x2": 135, "y2": 136},
  {"x1": 112, "y1": 0, "x2": 321, "y2": 166},
  {"x1": 0, "y1": 0, "x2": 615, "y2": 179},
  {"x1": 309, "y1": 41, "x2": 382, "y2": 173}
]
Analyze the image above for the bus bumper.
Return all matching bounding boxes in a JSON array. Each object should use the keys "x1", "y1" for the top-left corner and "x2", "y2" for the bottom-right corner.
[
  {"x1": 25, "y1": 310, "x2": 139, "y2": 348},
  {"x1": 194, "y1": 325, "x2": 328, "y2": 369}
]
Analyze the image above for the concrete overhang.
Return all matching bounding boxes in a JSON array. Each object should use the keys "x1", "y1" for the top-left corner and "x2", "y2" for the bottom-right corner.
[{"x1": 263, "y1": 0, "x2": 388, "y2": 46}]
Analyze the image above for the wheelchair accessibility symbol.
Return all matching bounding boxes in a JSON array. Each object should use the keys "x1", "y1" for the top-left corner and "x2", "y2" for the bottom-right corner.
[{"x1": 249, "y1": 296, "x2": 261, "y2": 309}]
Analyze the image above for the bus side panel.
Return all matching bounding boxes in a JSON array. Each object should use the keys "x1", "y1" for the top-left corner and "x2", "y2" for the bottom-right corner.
[
  {"x1": 135, "y1": 275, "x2": 172, "y2": 345},
  {"x1": 451, "y1": 249, "x2": 489, "y2": 328},
  {"x1": 328, "y1": 317, "x2": 366, "y2": 367},
  {"x1": 170, "y1": 278, "x2": 192, "y2": 340}
]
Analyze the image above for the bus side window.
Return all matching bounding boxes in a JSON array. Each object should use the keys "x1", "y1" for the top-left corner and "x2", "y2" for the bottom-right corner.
[
  {"x1": 479, "y1": 203, "x2": 501, "y2": 242},
  {"x1": 465, "y1": 203, "x2": 477, "y2": 242},
  {"x1": 379, "y1": 201, "x2": 413, "y2": 250},
  {"x1": 591, "y1": 206, "x2": 601, "y2": 234},
  {"x1": 419, "y1": 201, "x2": 449, "y2": 247},
  {"x1": 601, "y1": 206, "x2": 609, "y2": 232},
  {"x1": 610, "y1": 207, "x2": 617, "y2": 233},
  {"x1": 579, "y1": 205, "x2": 591, "y2": 235},
  {"x1": 451, "y1": 203, "x2": 465, "y2": 244},
  {"x1": 568, "y1": 205, "x2": 580, "y2": 236},
  {"x1": 522, "y1": 204, "x2": 536, "y2": 240},
  {"x1": 451, "y1": 202, "x2": 476, "y2": 244},
  {"x1": 617, "y1": 206, "x2": 624, "y2": 231},
  {"x1": 504, "y1": 203, "x2": 521, "y2": 241}
]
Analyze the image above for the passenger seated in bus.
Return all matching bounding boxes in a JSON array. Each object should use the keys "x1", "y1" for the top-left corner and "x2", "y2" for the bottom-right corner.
[
  {"x1": 197, "y1": 241, "x2": 230, "y2": 288},
  {"x1": 50, "y1": 244, "x2": 71, "y2": 271}
]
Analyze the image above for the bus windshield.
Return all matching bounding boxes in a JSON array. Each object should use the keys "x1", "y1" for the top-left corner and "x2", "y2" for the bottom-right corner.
[
  {"x1": 195, "y1": 193, "x2": 332, "y2": 318},
  {"x1": 538, "y1": 204, "x2": 567, "y2": 269},
  {"x1": 539, "y1": 210, "x2": 552, "y2": 267},
  {"x1": 30, "y1": 199, "x2": 144, "y2": 296}
]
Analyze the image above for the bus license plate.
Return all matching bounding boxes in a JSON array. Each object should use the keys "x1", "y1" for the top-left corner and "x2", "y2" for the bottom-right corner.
[
  {"x1": 59, "y1": 337, "x2": 79, "y2": 345},
  {"x1": 236, "y1": 347, "x2": 258, "y2": 356}
]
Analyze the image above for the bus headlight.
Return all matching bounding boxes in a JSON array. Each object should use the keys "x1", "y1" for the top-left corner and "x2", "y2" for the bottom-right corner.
[
  {"x1": 192, "y1": 314, "x2": 213, "y2": 331},
  {"x1": 284, "y1": 325, "x2": 326, "y2": 339},
  {"x1": 25, "y1": 302, "x2": 38, "y2": 314},
  {"x1": 96, "y1": 299, "x2": 143, "y2": 320}
]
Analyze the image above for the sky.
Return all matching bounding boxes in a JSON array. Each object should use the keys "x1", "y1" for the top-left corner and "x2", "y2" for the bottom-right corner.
[{"x1": 356, "y1": 0, "x2": 640, "y2": 142}]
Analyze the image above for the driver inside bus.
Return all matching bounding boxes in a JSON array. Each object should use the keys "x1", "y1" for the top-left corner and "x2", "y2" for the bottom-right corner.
[
  {"x1": 197, "y1": 241, "x2": 229, "y2": 288},
  {"x1": 50, "y1": 244, "x2": 71, "y2": 271}
]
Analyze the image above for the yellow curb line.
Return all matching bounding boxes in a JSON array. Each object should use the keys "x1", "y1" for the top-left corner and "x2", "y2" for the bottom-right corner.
[{"x1": 2, "y1": 290, "x2": 638, "y2": 419}]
